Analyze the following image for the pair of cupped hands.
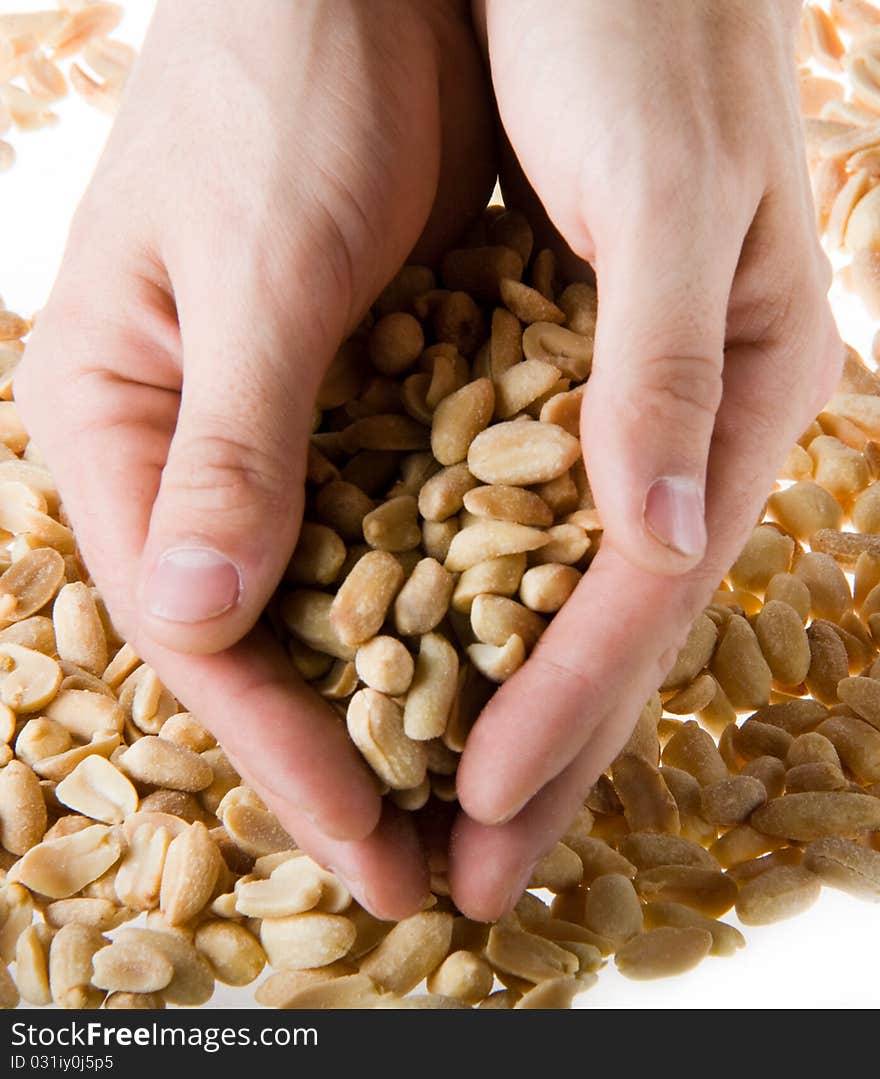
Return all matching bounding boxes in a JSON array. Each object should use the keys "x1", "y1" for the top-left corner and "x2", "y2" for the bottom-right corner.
[{"x1": 15, "y1": 0, "x2": 843, "y2": 921}]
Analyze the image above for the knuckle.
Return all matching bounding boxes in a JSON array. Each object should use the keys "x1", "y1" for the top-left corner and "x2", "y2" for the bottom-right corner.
[
  {"x1": 162, "y1": 430, "x2": 296, "y2": 520},
  {"x1": 630, "y1": 354, "x2": 724, "y2": 425}
]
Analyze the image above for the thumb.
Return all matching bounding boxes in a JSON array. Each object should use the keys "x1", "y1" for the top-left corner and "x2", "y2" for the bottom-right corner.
[
  {"x1": 135, "y1": 273, "x2": 331, "y2": 655},
  {"x1": 581, "y1": 214, "x2": 737, "y2": 575}
]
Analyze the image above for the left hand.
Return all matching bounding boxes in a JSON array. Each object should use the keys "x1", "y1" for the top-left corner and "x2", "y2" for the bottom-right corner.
[{"x1": 448, "y1": 0, "x2": 843, "y2": 920}]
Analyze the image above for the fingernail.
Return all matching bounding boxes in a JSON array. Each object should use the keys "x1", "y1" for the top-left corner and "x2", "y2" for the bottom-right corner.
[
  {"x1": 643, "y1": 476, "x2": 706, "y2": 558},
  {"x1": 146, "y1": 546, "x2": 241, "y2": 623}
]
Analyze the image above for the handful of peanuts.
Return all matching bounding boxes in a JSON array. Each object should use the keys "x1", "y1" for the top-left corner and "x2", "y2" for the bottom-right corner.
[{"x1": 2, "y1": 0, "x2": 880, "y2": 1013}]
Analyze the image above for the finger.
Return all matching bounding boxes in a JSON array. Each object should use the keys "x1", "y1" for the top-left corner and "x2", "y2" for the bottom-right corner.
[
  {"x1": 579, "y1": 198, "x2": 749, "y2": 576},
  {"x1": 140, "y1": 621, "x2": 383, "y2": 842},
  {"x1": 15, "y1": 278, "x2": 384, "y2": 845},
  {"x1": 457, "y1": 209, "x2": 841, "y2": 831}
]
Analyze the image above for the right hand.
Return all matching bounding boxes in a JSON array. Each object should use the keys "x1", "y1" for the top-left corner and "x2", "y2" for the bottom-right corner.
[{"x1": 14, "y1": 0, "x2": 495, "y2": 918}]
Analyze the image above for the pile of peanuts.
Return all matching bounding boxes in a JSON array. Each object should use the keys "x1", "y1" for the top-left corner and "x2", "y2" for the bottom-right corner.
[
  {"x1": 2, "y1": 0, "x2": 880, "y2": 1013},
  {"x1": 801, "y1": 0, "x2": 880, "y2": 315},
  {"x1": 0, "y1": 2, "x2": 133, "y2": 172}
]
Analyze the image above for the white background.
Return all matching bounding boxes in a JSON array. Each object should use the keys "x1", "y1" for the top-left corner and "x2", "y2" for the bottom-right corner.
[{"x1": 2, "y1": 0, "x2": 879, "y2": 1009}]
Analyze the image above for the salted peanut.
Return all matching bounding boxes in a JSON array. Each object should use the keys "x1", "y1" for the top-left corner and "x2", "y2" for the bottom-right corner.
[
  {"x1": 425, "y1": 950, "x2": 495, "y2": 1006},
  {"x1": 763, "y1": 574, "x2": 811, "y2": 624},
  {"x1": 808, "y1": 433, "x2": 870, "y2": 498},
  {"x1": 0, "y1": 962, "x2": 18, "y2": 1009},
  {"x1": 0, "y1": 546, "x2": 64, "y2": 622},
  {"x1": 314, "y1": 480, "x2": 375, "y2": 542},
  {"x1": 643, "y1": 902, "x2": 744, "y2": 958},
  {"x1": 51, "y1": 580, "x2": 107, "y2": 676},
  {"x1": 579, "y1": 874, "x2": 643, "y2": 946},
  {"x1": 634, "y1": 866, "x2": 738, "y2": 918},
  {"x1": 854, "y1": 482, "x2": 880, "y2": 535},
  {"x1": 328, "y1": 551, "x2": 404, "y2": 648},
  {"x1": 285, "y1": 522, "x2": 346, "y2": 587},
  {"x1": 518, "y1": 563, "x2": 581, "y2": 615},
  {"x1": 794, "y1": 551, "x2": 853, "y2": 622},
  {"x1": 362, "y1": 495, "x2": 421, "y2": 553},
  {"x1": 700, "y1": 775, "x2": 767, "y2": 826},
  {"x1": 284, "y1": 591, "x2": 360, "y2": 656},
  {"x1": 733, "y1": 720, "x2": 794, "y2": 763},
  {"x1": 753, "y1": 600, "x2": 811, "y2": 688},
  {"x1": 500, "y1": 278, "x2": 565, "y2": 324},
  {"x1": 710, "y1": 824, "x2": 790, "y2": 871},
  {"x1": 118, "y1": 735, "x2": 213, "y2": 793},
  {"x1": 341, "y1": 413, "x2": 430, "y2": 455},
  {"x1": 103, "y1": 991, "x2": 165, "y2": 1010},
  {"x1": 45, "y1": 689, "x2": 124, "y2": 741},
  {"x1": 532, "y1": 472, "x2": 579, "y2": 518},
  {"x1": 368, "y1": 312, "x2": 424, "y2": 375},
  {"x1": 401, "y1": 633, "x2": 460, "y2": 742},
  {"x1": 374, "y1": 264, "x2": 435, "y2": 316},
  {"x1": 429, "y1": 378, "x2": 495, "y2": 467},
  {"x1": 159, "y1": 822, "x2": 222, "y2": 926},
  {"x1": 818, "y1": 715, "x2": 880, "y2": 783},
  {"x1": 462, "y1": 484, "x2": 552, "y2": 529},
  {"x1": 236, "y1": 855, "x2": 344, "y2": 918},
  {"x1": 526, "y1": 842, "x2": 583, "y2": 893},
  {"x1": 470, "y1": 594, "x2": 546, "y2": 652},
  {"x1": 468, "y1": 418, "x2": 581, "y2": 486},
  {"x1": 114, "y1": 927, "x2": 214, "y2": 1006},
  {"x1": 751, "y1": 698, "x2": 829, "y2": 736},
  {"x1": 444, "y1": 519, "x2": 548, "y2": 573},
  {"x1": 710, "y1": 615, "x2": 772, "y2": 711},
  {"x1": 101, "y1": 642, "x2": 140, "y2": 691},
  {"x1": 536, "y1": 382, "x2": 582, "y2": 436},
  {"x1": 351, "y1": 910, "x2": 452, "y2": 994},
  {"x1": 440, "y1": 245, "x2": 524, "y2": 302},
  {"x1": 0, "y1": 641, "x2": 61, "y2": 713},
  {"x1": 192, "y1": 920, "x2": 265, "y2": 987},
  {"x1": 0, "y1": 883, "x2": 34, "y2": 964},
  {"x1": 54, "y1": 755, "x2": 137, "y2": 825},
  {"x1": 492, "y1": 359, "x2": 560, "y2": 419},
  {"x1": 44, "y1": 897, "x2": 126, "y2": 932},
  {"x1": 33, "y1": 730, "x2": 121, "y2": 783},
  {"x1": 611, "y1": 755, "x2": 679, "y2": 835},
  {"x1": 0, "y1": 759, "x2": 46, "y2": 853},
  {"x1": 288, "y1": 637, "x2": 334, "y2": 681},
  {"x1": 785, "y1": 760, "x2": 846, "y2": 792},
  {"x1": 661, "y1": 613, "x2": 718, "y2": 693},
  {"x1": 528, "y1": 523, "x2": 590, "y2": 566},
  {"x1": 392, "y1": 559, "x2": 454, "y2": 638},
  {"x1": 510, "y1": 976, "x2": 583, "y2": 1010},
  {"x1": 787, "y1": 731, "x2": 841, "y2": 769},
  {"x1": 615, "y1": 927, "x2": 712, "y2": 981},
  {"x1": 805, "y1": 621, "x2": 849, "y2": 705},
  {"x1": 354, "y1": 636, "x2": 414, "y2": 696},
  {"x1": 271, "y1": 972, "x2": 384, "y2": 1009},
  {"x1": 780, "y1": 441, "x2": 814, "y2": 479},
  {"x1": 486, "y1": 921, "x2": 578, "y2": 984},
  {"x1": 159, "y1": 712, "x2": 215, "y2": 754},
  {"x1": 827, "y1": 392, "x2": 880, "y2": 437},
  {"x1": 9, "y1": 823, "x2": 122, "y2": 899},
  {"x1": 661, "y1": 721, "x2": 728, "y2": 786},
  {"x1": 735, "y1": 865, "x2": 821, "y2": 927},
  {"x1": 417, "y1": 463, "x2": 477, "y2": 522},
  {"x1": 619, "y1": 833, "x2": 719, "y2": 872},
  {"x1": 222, "y1": 804, "x2": 294, "y2": 859},
  {"x1": 522, "y1": 321, "x2": 592, "y2": 380},
  {"x1": 664, "y1": 673, "x2": 717, "y2": 716},
  {"x1": 767, "y1": 480, "x2": 843, "y2": 539},
  {"x1": 15, "y1": 923, "x2": 53, "y2": 1006},
  {"x1": 838, "y1": 675, "x2": 880, "y2": 729},
  {"x1": 729, "y1": 525, "x2": 795, "y2": 592},
  {"x1": 617, "y1": 693, "x2": 660, "y2": 766},
  {"x1": 91, "y1": 939, "x2": 174, "y2": 994},
  {"x1": 754, "y1": 790, "x2": 880, "y2": 840},
  {"x1": 479, "y1": 990, "x2": 520, "y2": 1010},
  {"x1": 803, "y1": 835, "x2": 880, "y2": 898},
  {"x1": 451, "y1": 554, "x2": 526, "y2": 615},
  {"x1": 713, "y1": 587, "x2": 761, "y2": 616},
  {"x1": 740, "y1": 757, "x2": 786, "y2": 802},
  {"x1": 486, "y1": 307, "x2": 522, "y2": 381},
  {"x1": 254, "y1": 961, "x2": 357, "y2": 1006},
  {"x1": 467, "y1": 634, "x2": 526, "y2": 683},
  {"x1": 48, "y1": 923, "x2": 106, "y2": 1009},
  {"x1": 347, "y1": 688, "x2": 427, "y2": 789}
]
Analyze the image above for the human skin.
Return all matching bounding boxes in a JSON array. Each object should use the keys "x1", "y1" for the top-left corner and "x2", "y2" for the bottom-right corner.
[{"x1": 14, "y1": 0, "x2": 841, "y2": 921}]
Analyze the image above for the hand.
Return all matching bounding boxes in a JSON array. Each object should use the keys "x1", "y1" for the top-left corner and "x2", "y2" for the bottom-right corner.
[
  {"x1": 14, "y1": 0, "x2": 494, "y2": 919},
  {"x1": 450, "y1": 0, "x2": 844, "y2": 920}
]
